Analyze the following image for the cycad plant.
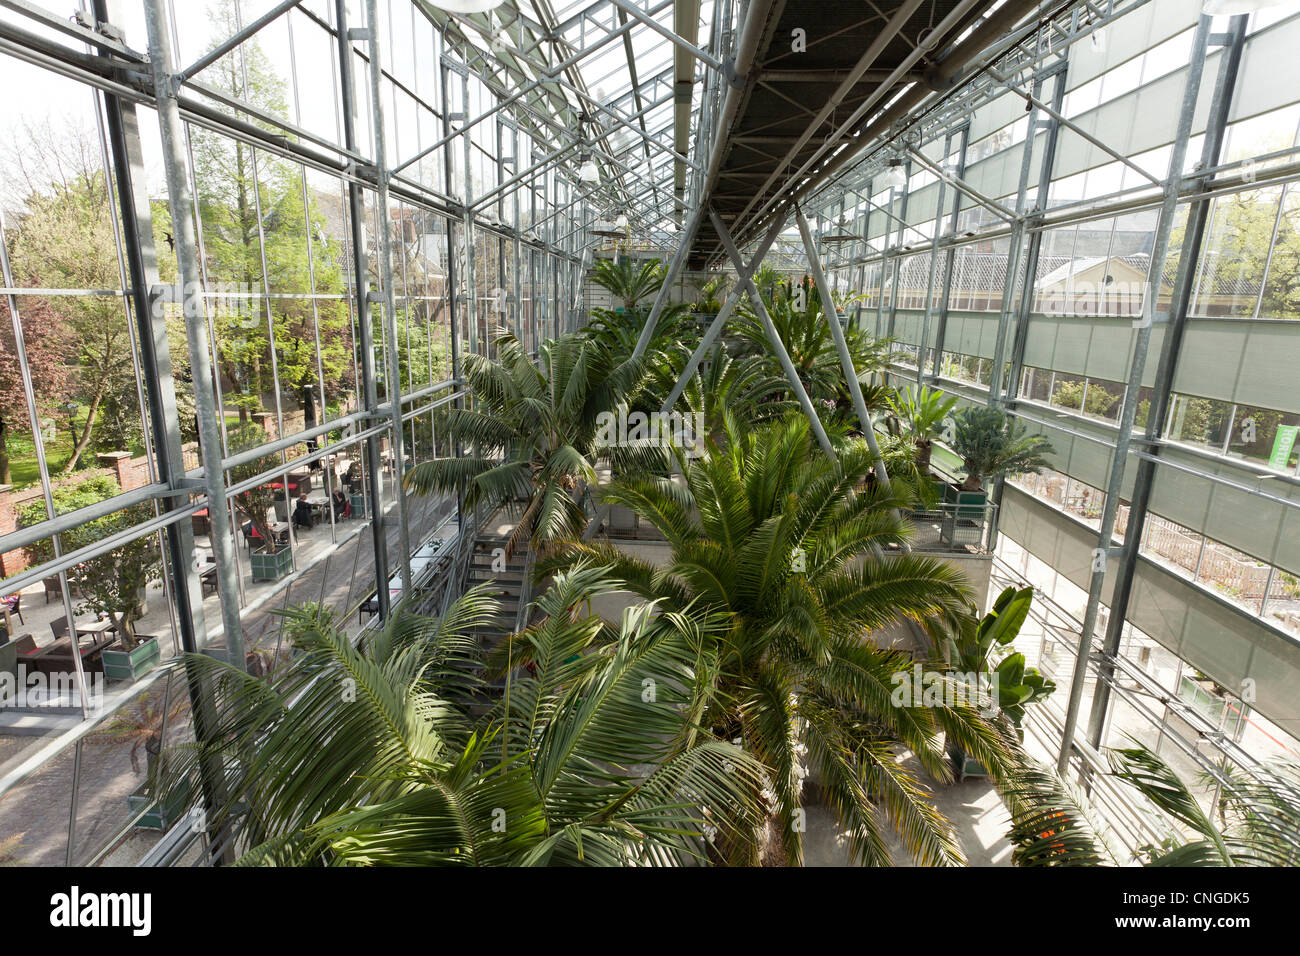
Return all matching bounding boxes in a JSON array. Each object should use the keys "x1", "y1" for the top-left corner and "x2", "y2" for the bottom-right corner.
[
  {"x1": 541, "y1": 415, "x2": 1015, "y2": 865},
  {"x1": 590, "y1": 256, "x2": 664, "y2": 311},
  {"x1": 950, "y1": 405, "x2": 1055, "y2": 491},
  {"x1": 1003, "y1": 744, "x2": 1300, "y2": 866},
  {"x1": 651, "y1": 344, "x2": 794, "y2": 441},
  {"x1": 888, "y1": 385, "x2": 957, "y2": 477},
  {"x1": 157, "y1": 585, "x2": 767, "y2": 866},
  {"x1": 730, "y1": 278, "x2": 890, "y2": 425},
  {"x1": 692, "y1": 273, "x2": 730, "y2": 314},
  {"x1": 403, "y1": 331, "x2": 651, "y2": 554}
]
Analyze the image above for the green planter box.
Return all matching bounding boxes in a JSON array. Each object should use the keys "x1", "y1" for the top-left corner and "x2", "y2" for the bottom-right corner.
[
  {"x1": 350, "y1": 493, "x2": 367, "y2": 517},
  {"x1": 250, "y1": 545, "x2": 293, "y2": 582},
  {"x1": 101, "y1": 636, "x2": 161, "y2": 683},
  {"x1": 943, "y1": 482, "x2": 988, "y2": 520},
  {"x1": 947, "y1": 742, "x2": 988, "y2": 781},
  {"x1": 127, "y1": 778, "x2": 192, "y2": 831}
]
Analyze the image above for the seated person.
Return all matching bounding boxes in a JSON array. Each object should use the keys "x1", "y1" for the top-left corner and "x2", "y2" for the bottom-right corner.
[
  {"x1": 292, "y1": 491, "x2": 314, "y2": 530},
  {"x1": 331, "y1": 487, "x2": 351, "y2": 519}
]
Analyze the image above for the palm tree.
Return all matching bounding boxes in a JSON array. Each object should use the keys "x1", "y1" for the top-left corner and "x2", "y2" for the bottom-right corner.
[
  {"x1": 1003, "y1": 745, "x2": 1300, "y2": 866},
  {"x1": 540, "y1": 415, "x2": 1015, "y2": 865},
  {"x1": 403, "y1": 331, "x2": 652, "y2": 555},
  {"x1": 590, "y1": 256, "x2": 664, "y2": 311},
  {"x1": 887, "y1": 385, "x2": 957, "y2": 477},
  {"x1": 158, "y1": 585, "x2": 767, "y2": 866},
  {"x1": 582, "y1": 300, "x2": 694, "y2": 362},
  {"x1": 950, "y1": 406, "x2": 1055, "y2": 491},
  {"x1": 651, "y1": 344, "x2": 794, "y2": 440},
  {"x1": 90, "y1": 687, "x2": 189, "y2": 775},
  {"x1": 731, "y1": 278, "x2": 890, "y2": 425}
]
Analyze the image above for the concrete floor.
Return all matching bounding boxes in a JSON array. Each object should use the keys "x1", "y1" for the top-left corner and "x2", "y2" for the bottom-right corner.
[{"x1": 802, "y1": 755, "x2": 1013, "y2": 867}]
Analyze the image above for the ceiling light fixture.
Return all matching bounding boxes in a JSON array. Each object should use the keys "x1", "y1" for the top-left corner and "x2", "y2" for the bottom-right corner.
[
  {"x1": 881, "y1": 158, "x2": 907, "y2": 189},
  {"x1": 430, "y1": 0, "x2": 503, "y2": 14},
  {"x1": 579, "y1": 157, "x2": 600, "y2": 183}
]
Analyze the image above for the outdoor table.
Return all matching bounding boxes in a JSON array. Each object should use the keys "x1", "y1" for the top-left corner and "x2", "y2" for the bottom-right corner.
[
  {"x1": 30, "y1": 631, "x2": 115, "y2": 675},
  {"x1": 74, "y1": 618, "x2": 117, "y2": 638},
  {"x1": 307, "y1": 496, "x2": 331, "y2": 522}
]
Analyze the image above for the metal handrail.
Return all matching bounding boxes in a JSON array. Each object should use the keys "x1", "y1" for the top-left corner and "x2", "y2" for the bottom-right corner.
[
  {"x1": 439, "y1": 500, "x2": 483, "y2": 618},
  {"x1": 514, "y1": 541, "x2": 537, "y2": 636}
]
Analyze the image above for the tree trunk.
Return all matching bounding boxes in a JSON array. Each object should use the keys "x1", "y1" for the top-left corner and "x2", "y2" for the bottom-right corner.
[
  {"x1": 960, "y1": 473, "x2": 983, "y2": 492},
  {"x1": 64, "y1": 375, "x2": 107, "y2": 472},
  {"x1": 915, "y1": 438, "x2": 933, "y2": 475},
  {"x1": 0, "y1": 416, "x2": 10, "y2": 485}
]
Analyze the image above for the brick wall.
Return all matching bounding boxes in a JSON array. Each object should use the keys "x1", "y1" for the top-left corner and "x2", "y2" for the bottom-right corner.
[{"x1": 0, "y1": 448, "x2": 154, "y2": 579}]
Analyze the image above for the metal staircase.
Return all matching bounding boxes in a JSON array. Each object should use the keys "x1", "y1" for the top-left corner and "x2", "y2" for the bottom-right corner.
[{"x1": 463, "y1": 533, "x2": 531, "y2": 652}]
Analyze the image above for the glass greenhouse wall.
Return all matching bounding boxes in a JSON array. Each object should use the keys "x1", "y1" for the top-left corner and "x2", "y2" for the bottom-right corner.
[
  {"x1": 809, "y1": 0, "x2": 1300, "y2": 853},
  {"x1": 0, "y1": 0, "x2": 1297, "y2": 871},
  {"x1": 0, "y1": 0, "x2": 689, "y2": 865}
]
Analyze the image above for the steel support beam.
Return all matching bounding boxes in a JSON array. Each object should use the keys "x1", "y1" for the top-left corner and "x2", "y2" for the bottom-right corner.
[
  {"x1": 713, "y1": 209, "x2": 836, "y2": 459},
  {"x1": 794, "y1": 204, "x2": 889, "y2": 482},
  {"x1": 142, "y1": 0, "x2": 245, "y2": 669},
  {"x1": 141, "y1": 0, "x2": 239, "y2": 866},
  {"x1": 1084, "y1": 13, "x2": 1251, "y2": 753},
  {"x1": 335, "y1": 0, "x2": 393, "y2": 621},
  {"x1": 175, "y1": 0, "x2": 302, "y2": 84},
  {"x1": 364, "y1": 0, "x2": 413, "y2": 595},
  {"x1": 659, "y1": 212, "x2": 787, "y2": 413},
  {"x1": 1056, "y1": 14, "x2": 1214, "y2": 777},
  {"x1": 631, "y1": 201, "x2": 705, "y2": 358}
]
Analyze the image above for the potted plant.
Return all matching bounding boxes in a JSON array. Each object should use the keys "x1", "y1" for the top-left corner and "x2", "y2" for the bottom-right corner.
[
  {"x1": 90, "y1": 688, "x2": 192, "y2": 829},
  {"x1": 229, "y1": 423, "x2": 294, "y2": 582},
  {"x1": 887, "y1": 385, "x2": 957, "y2": 478},
  {"x1": 944, "y1": 585, "x2": 1056, "y2": 778},
  {"x1": 73, "y1": 501, "x2": 165, "y2": 682},
  {"x1": 947, "y1": 405, "x2": 1055, "y2": 514}
]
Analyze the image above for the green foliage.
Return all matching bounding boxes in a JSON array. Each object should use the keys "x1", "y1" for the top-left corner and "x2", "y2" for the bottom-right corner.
[
  {"x1": 888, "y1": 385, "x2": 957, "y2": 475},
  {"x1": 541, "y1": 415, "x2": 1013, "y2": 865},
  {"x1": 730, "y1": 278, "x2": 890, "y2": 424},
  {"x1": 4, "y1": 131, "x2": 136, "y2": 472},
  {"x1": 70, "y1": 503, "x2": 164, "y2": 647},
  {"x1": 403, "y1": 331, "x2": 652, "y2": 555},
  {"x1": 582, "y1": 301, "x2": 693, "y2": 361},
  {"x1": 668, "y1": 345, "x2": 794, "y2": 439},
  {"x1": 190, "y1": 10, "x2": 352, "y2": 427},
  {"x1": 692, "y1": 273, "x2": 730, "y2": 313},
  {"x1": 951, "y1": 406, "x2": 1055, "y2": 491},
  {"x1": 1003, "y1": 743, "x2": 1300, "y2": 867},
  {"x1": 589, "y1": 257, "x2": 665, "y2": 310},
  {"x1": 18, "y1": 474, "x2": 121, "y2": 535},
  {"x1": 1051, "y1": 379, "x2": 1118, "y2": 418},
  {"x1": 158, "y1": 584, "x2": 766, "y2": 866},
  {"x1": 19, "y1": 473, "x2": 161, "y2": 646},
  {"x1": 226, "y1": 423, "x2": 282, "y2": 552},
  {"x1": 946, "y1": 586, "x2": 1054, "y2": 728}
]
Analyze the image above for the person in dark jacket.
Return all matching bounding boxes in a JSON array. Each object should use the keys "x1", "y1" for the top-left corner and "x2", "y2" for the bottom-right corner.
[{"x1": 292, "y1": 490, "x2": 314, "y2": 530}]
